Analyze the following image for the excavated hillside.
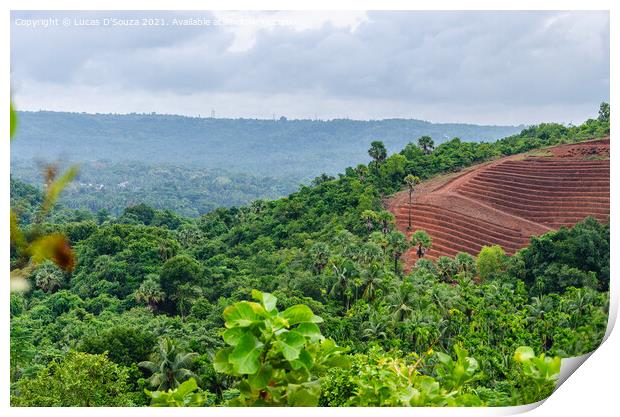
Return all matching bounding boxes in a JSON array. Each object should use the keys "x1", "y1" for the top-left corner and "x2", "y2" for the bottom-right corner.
[{"x1": 387, "y1": 138, "x2": 610, "y2": 269}]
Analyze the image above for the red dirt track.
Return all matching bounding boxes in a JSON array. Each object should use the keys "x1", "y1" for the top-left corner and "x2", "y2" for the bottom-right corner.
[{"x1": 387, "y1": 138, "x2": 610, "y2": 269}]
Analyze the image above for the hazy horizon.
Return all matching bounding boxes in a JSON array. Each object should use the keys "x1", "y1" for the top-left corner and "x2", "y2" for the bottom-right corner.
[{"x1": 14, "y1": 108, "x2": 531, "y2": 127}]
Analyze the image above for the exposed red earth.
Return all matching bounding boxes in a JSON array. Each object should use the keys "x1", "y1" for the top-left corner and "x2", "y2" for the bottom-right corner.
[{"x1": 387, "y1": 138, "x2": 610, "y2": 270}]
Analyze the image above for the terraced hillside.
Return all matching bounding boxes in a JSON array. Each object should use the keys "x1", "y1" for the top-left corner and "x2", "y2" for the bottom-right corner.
[{"x1": 388, "y1": 138, "x2": 610, "y2": 268}]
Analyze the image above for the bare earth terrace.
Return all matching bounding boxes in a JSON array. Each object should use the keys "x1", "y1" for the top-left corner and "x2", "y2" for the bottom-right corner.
[{"x1": 387, "y1": 138, "x2": 610, "y2": 269}]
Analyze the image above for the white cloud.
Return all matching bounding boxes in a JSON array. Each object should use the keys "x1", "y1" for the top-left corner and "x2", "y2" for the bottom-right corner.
[{"x1": 10, "y1": 10, "x2": 609, "y2": 125}]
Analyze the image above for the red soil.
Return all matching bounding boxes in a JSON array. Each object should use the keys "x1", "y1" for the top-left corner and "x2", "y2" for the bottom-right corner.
[{"x1": 387, "y1": 138, "x2": 610, "y2": 269}]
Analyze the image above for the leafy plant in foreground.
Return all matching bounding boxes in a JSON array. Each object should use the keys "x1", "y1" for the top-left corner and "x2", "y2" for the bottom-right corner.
[
  {"x1": 214, "y1": 290, "x2": 349, "y2": 406},
  {"x1": 146, "y1": 378, "x2": 211, "y2": 407},
  {"x1": 512, "y1": 346, "x2": 561, "y2": 404},
  {"x1": 344, "y1": 346, "x2": 483, "y2": 407}
]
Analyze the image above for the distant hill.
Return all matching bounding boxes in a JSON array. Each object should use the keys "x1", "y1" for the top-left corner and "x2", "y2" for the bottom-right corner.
[{"x1": 11, "y1": 111, "x2": 523, "y2": 178}]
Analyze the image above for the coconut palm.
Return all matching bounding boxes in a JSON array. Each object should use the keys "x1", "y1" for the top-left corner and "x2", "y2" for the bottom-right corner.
[
  {"x1": 387, "y1": 283, "x2": 416, "y2": 322},
  {"x1": 360, "y1": 264, "x2": 384, "y2": 301},
  {"x1": 403, "y1": 174, "x2": 421, "y2": 230},
  {"x1": 361, "y1": 311, "x2": 388, "y2": 340},
  {"x1": 329, "y1": 257, "x2": 353, "y2": 310},
  {"x1": 139, "y1": 338, "x2": 198, "y2": 391}
]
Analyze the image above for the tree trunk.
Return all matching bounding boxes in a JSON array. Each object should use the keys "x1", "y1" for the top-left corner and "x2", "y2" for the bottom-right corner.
[{"x1": 407, "y1": 189, "x2": 412, "y2": 229}]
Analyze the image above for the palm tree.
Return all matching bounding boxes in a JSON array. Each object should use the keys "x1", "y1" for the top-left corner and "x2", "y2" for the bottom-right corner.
[
  {"x1": 360, "y1": 264, "x2": 384, "y2": 301},
  {"x1": 354, "y1": 164, "x2": 368, "y2": 183},
  {"x1": 361, "y1": 311, "x2": 388, "y2": 340},
  {"x1": 158, "y1": 241, "x2": 175, "y2": 261},
  {"x1": 417, "y1": 136, "x2": 435, "y2": 154},
  {"x1": 411, "y1": 230, "x2": 432, "y2": 258},
  {"x1": 361, "y1": 210, "x2": 378, "y2": 232},
  {"x1": 135, "y1": 274, "x2": 165, "y2": 311},
  {"x1": 174, "y1": 284, "x2": 202, "y2": 321},
  {"x1": 368, "y1": 231, "x2": 389, "y2": 255},
  {"x1": 436, "y1": 256, "x2": 457, "y2": 283},
  {"x1": 139, "y1": 338, "x2": 198, "y2": 391},
  {"x1": 359, "y1": 242, "x2": 383, "y2": 266},
  {"x1": 33, "y1": 261, "x2": 64, "y2": 293},
  {"x1": 175, "y1": 224, "x2": 202, "y2": 248},
  {"x1": 329, "y1": 257, "x2": 354, "y2": 310},
  {"x1": 387, "y1": 283, "x2": 415, "y2": 322},
  {"x1": 454, "y1": 252, "x2": 476, "y2": 275},
  {"x1": 403, "y1": 174, "x2": 421, "y2": 230},
  {"x1": 250, "y1": 199, "x2": 266, "y2": 214},
  {"x1": 332, "y1": 230, "x2": 360, "y2": 260},
  {"x1": 309, "y1": 242, "x2": 331, "y2": 274},
  {"x1": 377, "y1": 211, "x2": 395, "y2": 236},
  {"x1": 368, "y1": 141, "x2": 387, "y2": 164},
  {"x1": 387, "y1": 231, "x2": 410, "y2": 274}
]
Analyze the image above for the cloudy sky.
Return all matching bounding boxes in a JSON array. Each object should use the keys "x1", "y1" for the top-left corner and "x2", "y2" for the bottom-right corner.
[{"x1": 10, "y1": 10, "x2": 609, "y2": 125}]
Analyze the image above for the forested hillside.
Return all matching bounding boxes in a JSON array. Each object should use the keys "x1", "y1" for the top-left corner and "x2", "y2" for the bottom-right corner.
[
  {"x1": 12, "y1": 111, "x2": 522, "y2": 176},
  {"x1": 11, "y1": 161, "x2": 301, "y2": 217},
  {"x1": 9, "y1": 106, "x2": 610, "y2": 407}
]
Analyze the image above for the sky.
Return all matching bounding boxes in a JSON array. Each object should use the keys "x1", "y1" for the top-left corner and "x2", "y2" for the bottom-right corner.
[{"x1": 10, "y1": 10, "x2": 610, "y2": 125}]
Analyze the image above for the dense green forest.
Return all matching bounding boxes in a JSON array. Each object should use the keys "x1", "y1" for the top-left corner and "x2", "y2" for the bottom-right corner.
[
  {"x1": 11, "y1": 112, "x2": 526, "y2": 216},
  {"x1": 9, "y1": 106, "x2": 610, "y2": 407},
  {"x1": 11, "y1": 160, "x2": 302, "y2": 217}
]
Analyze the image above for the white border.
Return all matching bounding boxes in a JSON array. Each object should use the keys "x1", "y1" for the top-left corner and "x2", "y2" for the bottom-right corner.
[{"x1": 2, "y1": 1, "x2": 616, "y2": 416}]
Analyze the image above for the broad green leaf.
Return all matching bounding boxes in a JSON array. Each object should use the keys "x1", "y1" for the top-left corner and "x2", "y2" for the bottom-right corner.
[
  {"x1": 252, "y1": 289, "x2": 278, "y2": 312},
  {"x1": 175, "y1": 378, "x2": 198, "y2": 397},
  {"x1": 249, "y1": 364, "x2": 273, "y2": 390},
  {"x1": 213, "y1": 347, "x2": 234, "y2": 374},
  {"x1": 514, "y1": 346, "x2": 535, "y2": 363},
  {"x1": 287, "y1": 380, "x2": 321, "y2": 406},
  {"x1": 322, "y1": 354, "x2": 350, "y2": 369},
  {"x1": 435, "y1": 351, "x2": 451, "y2": 365},
  {"x1": 294, "y1": 322, "x2": 324, "y2": 342},
  {"x1": 466, "y1": 357, "x2": 479, "y2": 372},
  {"x1": 277, "y1": 330, "x2": 305, "y2": 361},
  {"x1": 547, "y1": 356, "x2": 562, "y2": 377},
  {"x1": 229, "y1": 333, "x2": 263, "y2": 375},
  {"x1": 293, "y1": 348, "x2": 314, "y2": 370},
  {"x1": 281, "y1": 304, "x2": 315, "y2": 325},
  {"x1": 222, "y1": 327, "x2": 246, "y2": 346},
  {"x1": 223, "y1": 301, "x2": 264, "y2": 328}
]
